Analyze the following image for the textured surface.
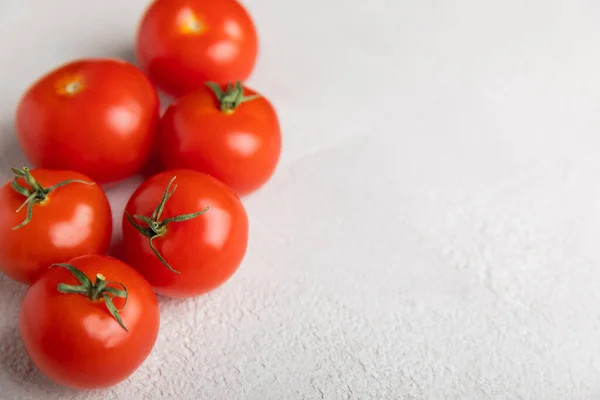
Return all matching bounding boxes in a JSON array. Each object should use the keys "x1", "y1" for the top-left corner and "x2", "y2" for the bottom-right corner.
[{"x1": 1, "y1": 0, "x2": 600, "y2": 398}]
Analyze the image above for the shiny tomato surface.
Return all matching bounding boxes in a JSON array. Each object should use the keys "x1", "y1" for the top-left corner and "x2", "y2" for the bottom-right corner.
[
  {"x1": 15, "y1": 58, "x2": 160, "y2": 184},
  {"x1": 20, "y1": 255, "x2": 160, "y2": 389},
  {"x1": 0, "y1": 168, "x2": 111, "y2": 285},
  {"x1": 159, "y1": 83, "x2": 281, "y2": 196},
  {"x1": 122, "y1": 169, "x2": 248, "y2": 298},
  {"x1": 136, "y1": 0, "x2": 258, "y2": 97}
]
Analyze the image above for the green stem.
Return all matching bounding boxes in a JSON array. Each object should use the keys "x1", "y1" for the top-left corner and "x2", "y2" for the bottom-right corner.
[
  {"x1": 125, "y1": 176, "x2": 210, "y2": 274},
  {"x1": 53, "y1": 264, "x2": 129, "y2": 332},
  {"x1": 90, "y1": 274, "x2": 108, "y2": 299},
  {"x1": 10, "y1": 167, "x2": 94, "y2": 230},
  {"x1": 206, "y1": 81, "x2": 260, "y2": 114}
]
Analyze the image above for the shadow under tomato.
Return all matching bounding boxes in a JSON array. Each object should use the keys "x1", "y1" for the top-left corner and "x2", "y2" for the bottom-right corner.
[
  {"x1": 107, "y1": 239, "x2": 127, "y2": 263},
  {"x1": 0, "y1": 118, "x2": 29, "y2": 181},
  {"x1": 109, "y1": 43, "x2": 138, "y2": 67},
  {"x1": 140, "y1": 149, "x2": 166, "y2": 179},
  {"x1": 156, "y1": 294, "x2": 188, "y2": 307},
  {"x1": 0, "y1": 272, "x2": 27, "y2": 315}
]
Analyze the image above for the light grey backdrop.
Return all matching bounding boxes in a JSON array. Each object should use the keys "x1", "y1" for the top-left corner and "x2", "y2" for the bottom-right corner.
[{"x1": 1, "y1": 0, "x2": 600, "y2": 398}]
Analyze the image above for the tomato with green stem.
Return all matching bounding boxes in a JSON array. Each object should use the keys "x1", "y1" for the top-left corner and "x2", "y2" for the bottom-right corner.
[
  {"x1": 135, "y1": 0, "x2": 258, "y2": 97},
  {"x1": 0, "y1": 167, "x2": 112, "y2": 285},
  {"x1": 122, "y1": 169, "x2": 248, "y2": 298},
  {"x1": 159, "y1": 81, "x2": 281, "y2": 196},
  {"x1": 15, "y1": 58, "x2": 160, "y2": 184},
  {"x1": 20, "y1": 255, "x2": 160, "y2": 389}
]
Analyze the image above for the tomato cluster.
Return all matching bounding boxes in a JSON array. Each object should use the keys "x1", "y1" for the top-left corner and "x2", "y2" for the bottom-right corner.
[{"x1": 1, "y1": 0, "x2": 280, "y2": 390}]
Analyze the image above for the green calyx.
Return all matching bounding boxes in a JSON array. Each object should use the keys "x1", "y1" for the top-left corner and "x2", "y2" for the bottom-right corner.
[
  {"x1": 10, "y1": 167, "x2": 94, "y2": 230},
  {"x1": 52, "y1": 263, "x2": 129, "y2": 332},
  {"x1": 206, "y1": 81, "x2": 260, "y2": 114},
  {"x1": 125, "y1": 176, "x2": 210, "y2": 274}
]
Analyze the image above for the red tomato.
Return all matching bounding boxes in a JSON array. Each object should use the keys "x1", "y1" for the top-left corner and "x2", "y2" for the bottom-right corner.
[
  {"x1": 15, "y1": 58, "x2": 160, "y2": 184},
  {"x1": 159, "y1": 82, "x2": 281, "y2": 196},
  {"x1": 0, "y1": 167, "x2": 112, "y2": 285},
  {"x1": 122, "y1": 169, "x2": 248, "y2": 298},
  {"x1": 135, "y1": 0, "x2": 258, "y2": 97},
  {"x1": 20, "y1": 255, "x2": 160, "y2": 389}
]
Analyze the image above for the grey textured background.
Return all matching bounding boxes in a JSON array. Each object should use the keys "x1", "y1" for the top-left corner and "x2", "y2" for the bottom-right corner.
[{"x1": 2, "y1": 0, "x2": 600, "y2": 398}]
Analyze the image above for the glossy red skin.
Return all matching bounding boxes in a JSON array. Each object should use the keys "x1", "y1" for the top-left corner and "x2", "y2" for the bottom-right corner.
[
  {"x1": 0, "y1": 169, "x2": 112, "y2": 285},
  {"x1": 159, "y1": 85, "x2": 281, "y2": 196},
  {"x1": 136, "y1": 0, "x2": 258, "y2": 97},
  {"x1": 122, "y1": 169, "x2": 248, "y2": 298},
  {"x1": 16, "y1": 58, "x2": 160, "y2": 184},
  {"x1": 20, "y1": 255, "x2": 160, "y2": 389}
]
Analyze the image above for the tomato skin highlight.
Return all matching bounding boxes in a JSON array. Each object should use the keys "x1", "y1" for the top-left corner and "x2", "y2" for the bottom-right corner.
[
  {"x1": 0, "y1": 169, "x2": 112, "y2": 285},
  {"x1": 15, "y1": 58, "x2": 160, "y2": 184},
  {"x1": 19, "y1": 255, "x2": 160, "y2": 390},
  {"x1": 159, "y1": 83, "x2": 281, "y2": 196},
  {"x1": 135, "y1": 0, "x2": 258, "y2": 97},
  {"x1": 122, "y1": 169, "x2": 249, "y2": 298}
]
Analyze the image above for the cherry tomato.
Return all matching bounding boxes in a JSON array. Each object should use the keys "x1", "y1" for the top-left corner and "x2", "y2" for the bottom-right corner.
[
  {"x1": 159, "y1": 82, "x2": 281, "y2": 196},
  {"x1": 0, "y1": 167, "x2": 112, "y2": 285},
  {"x1": 20, "y1": 255, "x2": 160, "y2": 389},
  {"x1": 15, "y1": 58, "x2": 160, "y2": 184},
  {"x1": 122, "y1": 169, "x2": 248, "y2": 298},
  {"x1": 135, "y1": 0, "x2": 258, "y2": 97}
]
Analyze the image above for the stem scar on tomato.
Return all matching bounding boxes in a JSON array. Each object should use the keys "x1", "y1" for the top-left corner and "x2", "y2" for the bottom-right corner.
[
  {"x1": 125, "y1": 176, "x2": 210, "y2": 274},
  {"x1": 206, "y1": 81, "x2": 260, "y2": 114},
  {"x1": 55, "y1": 75, "x2": 84, "y2": 96},
  {"x1": 52, "y1": 263, "x2": 129, "y2": 332},
  {"x1": 10, "y1": 167, "x2": 94, "y2": 230},
  {"x1": 178, "y1": 9, "x2": 206, "y2": 35}
]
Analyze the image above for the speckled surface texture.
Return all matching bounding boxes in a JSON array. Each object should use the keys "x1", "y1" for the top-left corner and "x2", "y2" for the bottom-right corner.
[{"x1": 2, "y1": 0, "x2": 600, "y2": 398}]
